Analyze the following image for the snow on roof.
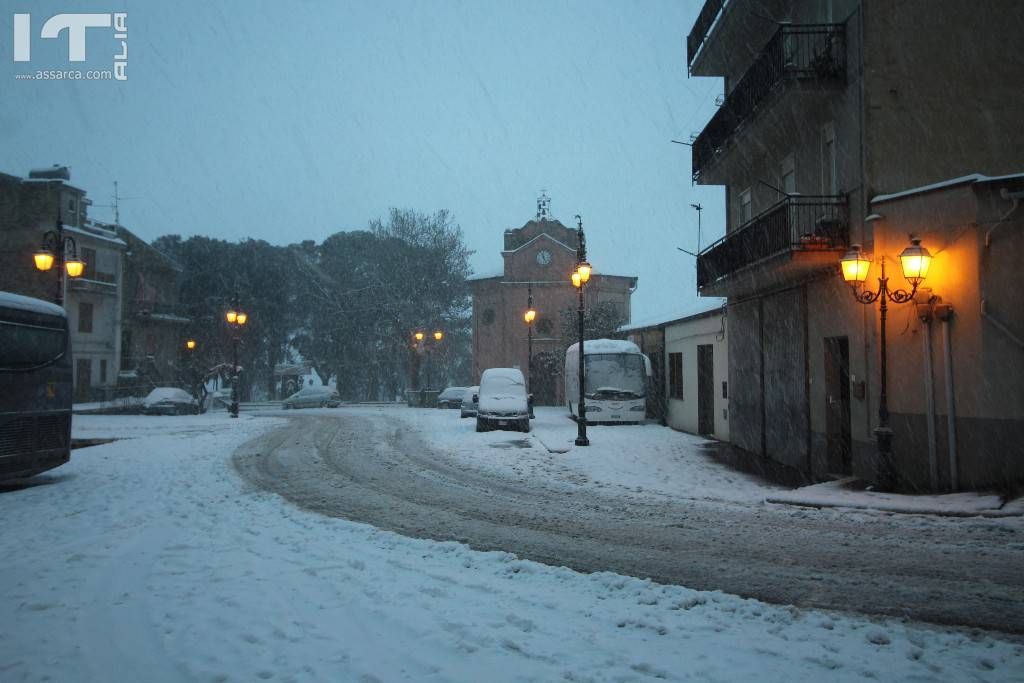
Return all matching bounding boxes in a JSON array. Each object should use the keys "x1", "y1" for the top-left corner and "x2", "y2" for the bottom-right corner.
[
  {"x1": 501, "y1": 232, "x2": 576, "y2": 255},
  {"x1": 0, "y1": 291, "x2": 66, "y2": 317},
  {"x1": 618, "y1": 302, "x2": 724, "y2": 333},
  {"x1": 566, "y1": 338, "x2": 641, "y2": 355},
  {"x1": 871, "y1": 171, "x2": 1024, "y2": 205},
  {"x1": 64, "y1": 224, "x2": 127, "y2": 247},
  {"x1": 467, "y1": 269, "x2": 504, "y2": 281}
]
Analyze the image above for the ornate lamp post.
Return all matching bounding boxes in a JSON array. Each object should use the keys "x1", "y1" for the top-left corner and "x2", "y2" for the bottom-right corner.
[
  {"x1": 32, "y1": 207, "x2": 85, "y2": 305},
  {"x1": 840, "y1": 236, "x2": 932, "y2": 490},
  {"x1": 571, "y1": 215, "x2": 592, "y2": 447},
  {"x1": 225, "y1": 296, "x2": 248, "y2": 418}
]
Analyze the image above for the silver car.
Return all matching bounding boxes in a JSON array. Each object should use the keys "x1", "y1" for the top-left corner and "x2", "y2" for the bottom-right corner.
[
  {"x1": 437, "y1": 386, "x2": 467, "y2": 409},
  {"x1": 282, "y1": 386, "x2": 341, "y2": 409},
  {"x1": 142, "y1": 387, "x2": 200, "y2": 415}
]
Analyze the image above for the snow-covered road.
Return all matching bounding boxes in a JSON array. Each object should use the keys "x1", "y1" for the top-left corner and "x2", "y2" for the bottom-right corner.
[
  {"x1": 234, "y1": 406, "x2": 1024, "y2": 635},
  {"x1": 1, "y1": 410, "x2": 1022, "y2": 682}
]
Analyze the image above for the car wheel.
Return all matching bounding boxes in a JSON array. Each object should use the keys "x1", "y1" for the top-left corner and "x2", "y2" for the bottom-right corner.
[
  {"x1": 460, "y1": 411, "x2": 468, "y2": 419},
  {"x1": 476, "y1": 418, "x2": 486, "y2": 433},
  {"x1": 320, "y1": 401, "x2": 327, "y2": 408}
]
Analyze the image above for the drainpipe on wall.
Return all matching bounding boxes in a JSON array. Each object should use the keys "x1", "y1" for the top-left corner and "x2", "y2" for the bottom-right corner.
[
  {"x1": 934, "y1": 304, "x2": 957, "y2": 491},
  {"x1": 918, "y1": 303, "x2": 938, "y2": 492}
]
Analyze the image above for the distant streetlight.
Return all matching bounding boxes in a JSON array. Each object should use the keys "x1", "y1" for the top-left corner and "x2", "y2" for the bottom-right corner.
[
  {"x1": 185, "y1": 339, "x2": 197, "y2": 350},
  {"x1": 225, "y1": 294, "x2": 248, "y2": 418},
  {"x1": 32, "y1": 207, "x2": 85, "y2": 305},
  {"x1": 572, "y1": 214, "x2": 591, "y2": 447},
  {"x1": 840, "y1": 237, "x2": 933, "y2": 490}
]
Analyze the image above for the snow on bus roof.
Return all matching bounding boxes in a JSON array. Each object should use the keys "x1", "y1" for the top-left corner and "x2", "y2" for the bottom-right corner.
[
  {"x1": 0, "y1": 291, "x2": 66, "y2": 317},
  {"x1": 565, "y1": 339, "x2": 640, "y2": 355}
]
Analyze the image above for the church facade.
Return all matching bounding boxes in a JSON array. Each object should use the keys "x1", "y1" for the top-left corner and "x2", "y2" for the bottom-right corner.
[{"x1": 469, "y1": 203, "x2": 637, "y2": 406}]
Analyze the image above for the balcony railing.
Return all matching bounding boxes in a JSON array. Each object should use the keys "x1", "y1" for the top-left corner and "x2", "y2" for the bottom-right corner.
[
  {"x1": 697, "y1": 195, "x2": 848, "y2": 289},
  {"x1": 686, "y1": 0, "x2": 725, "y2": 68},
  {"x1": 692, "y1": 23, "x2": 846, "y2": 182}
]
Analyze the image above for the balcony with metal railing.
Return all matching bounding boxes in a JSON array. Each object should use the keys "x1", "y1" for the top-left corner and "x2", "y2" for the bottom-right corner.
[
  {"x1": 697, "y1": 194, "x2": 848, "y2": 296},
  {"x1": 686, "y1": 0, "x2": 726, "y2": 69},
  {"x1": 692, "y1": 23, "x2": 846, "y2": 183}
]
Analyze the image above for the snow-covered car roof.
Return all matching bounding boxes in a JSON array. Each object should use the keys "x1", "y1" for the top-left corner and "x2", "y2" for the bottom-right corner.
[
  {"x1": 143, "y1": 387, "x2": 195, "y2": 407},
  {"x1": 438, "y1": 386, "x2": 467, "y2": 400},
  {"x1": 480, "y1": 368, "x2": 525, "y2": 384},
  {"x1": 288, "y1": 386, "x2": 336, "y2": 398}
]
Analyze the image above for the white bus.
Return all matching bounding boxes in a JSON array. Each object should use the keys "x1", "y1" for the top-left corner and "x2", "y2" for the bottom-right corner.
[{"x1": 565, "y1": 339, "x2": 651, "y2": 424}]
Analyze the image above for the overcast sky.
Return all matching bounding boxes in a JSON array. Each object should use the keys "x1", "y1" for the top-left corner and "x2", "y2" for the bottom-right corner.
[{"x1": 2, "y1": 0, "x2": 725, "y2": 322}]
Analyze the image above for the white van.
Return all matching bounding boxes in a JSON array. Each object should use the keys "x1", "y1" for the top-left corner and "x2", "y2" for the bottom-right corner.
[{"x1": 476, "y1": 368, "x2": 530, "y2": 433}]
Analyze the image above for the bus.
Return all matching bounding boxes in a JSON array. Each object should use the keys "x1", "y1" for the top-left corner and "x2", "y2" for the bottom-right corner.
[
  {"x1": 565, "y1": 339, "x2": 651, "y2": 424},
  {"x1": 0, "y1": 291, "x2": 73, "y2": 480}
]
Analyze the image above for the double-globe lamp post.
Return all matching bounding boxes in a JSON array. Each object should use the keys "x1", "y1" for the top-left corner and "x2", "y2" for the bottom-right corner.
[
  {"x1": 571, "y1": 215, "x2": 592, "y2": 447},
  {"x1": 412, "y1": 329, "x2": 444, "y2": 393},
  {"x1": 840, "y1": 236, "x2": 932, "y2": 490},
  {"x1": 225, "y1": 297, "x2": 248, "y2": 418},
  {"x1": 32, "y1": 207, "x2": 86, "y2": 305}
]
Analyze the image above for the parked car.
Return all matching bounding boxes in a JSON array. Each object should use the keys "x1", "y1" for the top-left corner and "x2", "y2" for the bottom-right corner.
[
  {"x1": 142, "y1": 387, "x2": 200, "y2": 415},
  {"x1": 476, "y1": 369, "x2": 530, "y2": 433},
  {"x1": 460, "y1": 385, "x2": 480, "y2": 418},
  {"x1": 437, "y1": 386, "x2": 467, "y2": 409},
  {"x1": 282, "y1": 386, "x2": 341, "y2": 409}
]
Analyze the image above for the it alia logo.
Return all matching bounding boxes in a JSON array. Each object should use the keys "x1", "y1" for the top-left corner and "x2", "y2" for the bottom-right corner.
[{"x1": 12, "y1": 13, "x2": 127, "y2": 80}]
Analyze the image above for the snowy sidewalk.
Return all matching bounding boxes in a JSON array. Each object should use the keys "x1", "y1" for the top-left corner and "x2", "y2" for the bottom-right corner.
[{"x1": 767, "y1": 477, "x2": 1024, "y2": 517}]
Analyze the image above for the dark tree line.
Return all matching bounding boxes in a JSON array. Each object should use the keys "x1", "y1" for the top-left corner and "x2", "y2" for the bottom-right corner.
[{"x1": 153, "y1": 208, "x2": 473, "y2": 401}]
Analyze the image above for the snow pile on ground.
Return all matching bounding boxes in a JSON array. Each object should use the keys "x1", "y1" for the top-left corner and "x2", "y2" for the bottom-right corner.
[
  {"x1": 768, "y1": 478, "x2": 1020, "y2": 517},
  {"x1": 0, "y1": 413, "x2": 1021, "y2": 682},
  {"x1": 395, "y1": 405, "x2": 781, "y2": 504}
]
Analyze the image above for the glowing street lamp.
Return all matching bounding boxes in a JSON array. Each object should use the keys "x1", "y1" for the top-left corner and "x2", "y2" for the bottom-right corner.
[
  {"x1": 185, "y1": 339, "x2": 197, "y2": 350},
  {"x1": 840, "y1": 236, "x2": 932, "y2": 490},
  {"x1": 32, "y1": 207, "x2": 85, "y2": 305},
  {"x1": 33, "y1": 250, "x2": 55, "y2": 272},
  {"x1": 225, "y1": 294, "x2": 247, "y2": 418}
]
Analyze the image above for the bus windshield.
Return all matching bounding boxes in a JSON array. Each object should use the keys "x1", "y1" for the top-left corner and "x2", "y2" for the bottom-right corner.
[
  {"x1": 0, "y1": 319, "x2": 68, "y2": 370},
  {"x1": 584, "y1": 353, "x2": 646, "y2": 399}
]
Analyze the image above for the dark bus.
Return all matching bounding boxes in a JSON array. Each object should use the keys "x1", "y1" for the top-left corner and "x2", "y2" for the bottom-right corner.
[{"x1": 0, "y1": 291, "x2": 72, "y2": 480}]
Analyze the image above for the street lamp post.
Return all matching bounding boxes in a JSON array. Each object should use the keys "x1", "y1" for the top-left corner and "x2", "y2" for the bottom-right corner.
[
  {"x1": 427, "y1": 330, "x2": 443, "y2": 392},
  {"x1": 571, "y1": 215, "x2": 592, "y2": 447},
  {"x1": 524, "y1": 287, "x2": 536, "y2": 391},
  {"x1": 225, "y1": 296, "x2": 248, "y2": 418},
  {"x1": 525, "y1": 289, "x2": 537, "y2": 420},
  {"x1": 32, "y1": 207, "x2": 85, "y2": 305},
  {"x1": 840, "y1": 237, "x2": 932, "y2": 490}
]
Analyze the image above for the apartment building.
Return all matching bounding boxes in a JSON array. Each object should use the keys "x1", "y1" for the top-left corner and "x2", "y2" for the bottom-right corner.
[
  {"x1": 688, "y1": 1, "x2": 1024, "y2": 491},
  {"x1": 0, "y1": 166, "x2": 126, "y2": 400}
]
